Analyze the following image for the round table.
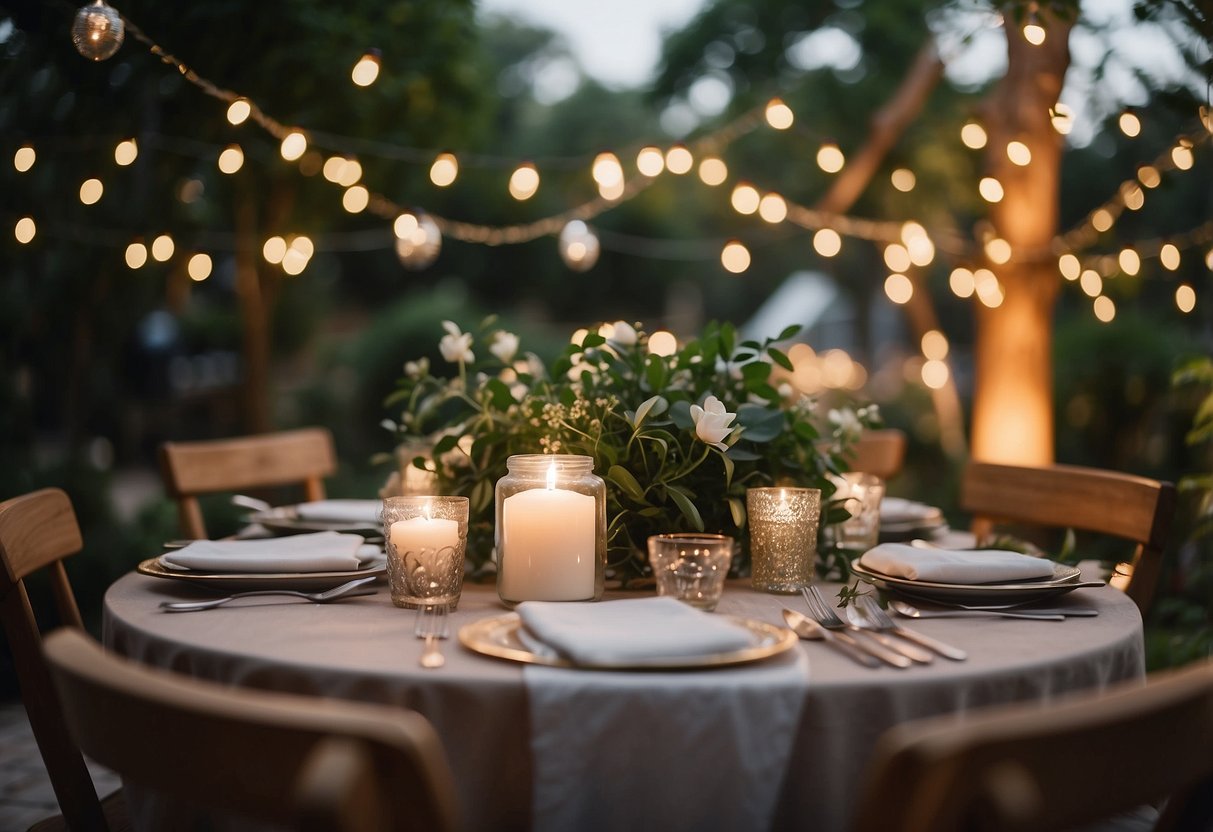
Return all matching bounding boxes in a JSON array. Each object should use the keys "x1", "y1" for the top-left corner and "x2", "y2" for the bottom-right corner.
[{"x1": 104, "y1": 574, "x2": 1144, "y2": 832}]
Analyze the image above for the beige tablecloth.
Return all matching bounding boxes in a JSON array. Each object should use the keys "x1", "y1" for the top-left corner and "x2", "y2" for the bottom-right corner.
[{"x1": 104, "y1": 574, "x2": 1144, "y2": 832}]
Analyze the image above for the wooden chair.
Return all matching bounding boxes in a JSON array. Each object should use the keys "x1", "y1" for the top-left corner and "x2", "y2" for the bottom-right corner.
[
  {"x1": 159, "y1": 427, "x2": 337, "y2": 538},
  {"x1": 0, "y1": 488, "x2": 128, "y2": 831},
  {"x1": 43, "y1": 628, "x2": 459, "y2": 832},
  {"x1": 960, "y1": 461, "x2": 1176, "y2": 616},
  {"x1": 849, "y1": 429, "x2": 907, "y2": 481},
  {"x1": 851, "y1": 658, "x2": 1213, "y2": 832}
]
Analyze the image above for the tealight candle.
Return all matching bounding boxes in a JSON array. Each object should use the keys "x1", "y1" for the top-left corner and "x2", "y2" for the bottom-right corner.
[
  {"x1": 495, "y1": 454, "x2": 606, "y2": 604},
  {"x1": 382, "y1": 496, "x2": 468, "y2": 610},
  {"x1": 747, "y1": 486, "x2": 821, "y2": 593}
]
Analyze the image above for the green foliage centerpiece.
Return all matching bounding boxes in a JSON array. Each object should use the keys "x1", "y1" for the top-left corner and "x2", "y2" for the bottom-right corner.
[{"x1": 382, "y1": 318, "x2": 876, "y2": 584}]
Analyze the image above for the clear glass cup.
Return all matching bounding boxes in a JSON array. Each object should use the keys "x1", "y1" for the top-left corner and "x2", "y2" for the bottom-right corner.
[
  {"x1": 647, "y1": 533, "x2": 734, "y2": 611},
  {"x1": 382, "y1": 496, "x2": 468, "y2": 610},
  {"x1": 746, "y1": 487, "x2": 821, "y2": 593},
  {"x1": 825, "y1": 472, "x2": 886, "y2": 552},
  {"x1": 495, "y1": 454, "x2": 606, "y2": 605}
]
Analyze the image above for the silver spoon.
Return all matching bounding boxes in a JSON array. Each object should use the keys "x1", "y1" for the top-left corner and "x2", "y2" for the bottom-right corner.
[
  {"x1": 890, "y1": 600, "x2": 1065, "y2": 621},
  {"x1": 159, "y1": 575, "x2": 379, "y2": 612}
]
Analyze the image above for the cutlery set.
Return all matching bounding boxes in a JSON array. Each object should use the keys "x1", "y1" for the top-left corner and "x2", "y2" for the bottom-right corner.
[{"x1": 784, "y1": 585, "x2": 1096, "y2": 668}]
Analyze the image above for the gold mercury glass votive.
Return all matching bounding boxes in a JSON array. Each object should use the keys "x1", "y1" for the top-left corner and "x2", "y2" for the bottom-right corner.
[{"x1": 747, "y1": 487, "x2": 821, "y2": 593}]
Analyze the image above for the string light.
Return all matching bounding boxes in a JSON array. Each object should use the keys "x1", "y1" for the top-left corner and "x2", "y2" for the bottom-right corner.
[
  {"x1": 280, "y1": 131, "x2": 307, "y2": 161},
  {"x1": 72, "y1": 0, "x2": 124, "y2": 61},
  {"x1": 730, "y1": 183, "x2": 760, "y2": 215},
  {"x1": 1177, "y1": 284, "x2": 1196, "y2": 313},
  {"x1": 978, "y1": 177, "x2": 1004, "y2": 203},
  {"x1": 592, "y1": 152, "x2": 625, "y2": 198},
  {"x1": 217, "y1": 144, "x2": 244, "y2": 174},
  {"x1": 890, "y1": 168, "x2": 916, "y2": 192},
  {"x1": 124, "y1": 241, "x2": 147, "y2": 268},
  {"x1": 13, "y1": 145, "x2": 35, "y2": 172},
  {"x1": 1118, "y1": 247, "x2": 1140, "y2": 275},
  {"x1": 1122, "y1": 183, "x2": 1144, "y2": 211},
  {"x1": 884, "y1": 273, "x2": 913, "y2": 304},
  {"x1": 14, "y1": 217, "x2": 36, "y2": 244},
  {"x1": 758, "y1": 193, "x2": 787, "y2": 223},
  {"x1": 636, "y1": 147, "x2": 664, "y2": 177},
  {"x1": 151, "y1": 234, "x2": 174, "y2": 261},
  {"x1": 697, "y1": 157, "x2": 727, "y2": 186},
  {"x1": 282, "y1": 236, "x2": 313, "y2": 275},
  {"x1": 508, "y1": 163, "x2": 540, "y2": 200},
  {"x1": 765, "y1": 98, "x2": 794, "y2": 130},
  {"x1": 974, "y1": 270, "x2": 1003, "y2": 307},
  {"x1": 343, "y1": 185, "x2": 370, "y2": 213},
  {"x1": 1079, "y1": 269, "x2": 1102, "y2": 297},
  {"x1": 429, "y1": 152, "x2": 458, "y2": 187},
  {"x1": 226, "y1": 98, "x2": 251, "y2": 126},
  {"x1": 263, "y1": 236, "x2": 287, "y2": 264},
  {"x1": 394, "y1": 210, "x2": 441, "y2": 270},
  {"x1": 664, "y1": 144, "x2": 693, "y2": 175},
  {"x1": 984, "y1": 237, "x2": 1012, "y2": 264},
  {"x1": 1006, "y1": 141, "x2": 1032, "y2": 166},
  {"x1": 1091, "y1": 209, "x2": 1114, "y2": 232},
  {"x1": 960, "y1": 121, "x2": 988, "y2": 149},
  {"x1": 79, "y1": 178, "x2": 103, "y2": 205},
  {"x1": 1051, "y1": 104, "x2": 1074, "y2": 135},
  {"x1": 648, "y1": 331, "x2": 678, "y2": 357},
  {"x1": 949, "y1": 267, "x2": 976, "y2": 298},
  {"x1": 113, "y1": 138, "x2": 138, "y2": 166},
  {"x1": 922, "y1": 359, "x2": 950, "y2": 389},
  {"x1": 883, "y1": 243, "x2": 912, "y2": 272},
  {"x1": 558, "y1": 220, "x2": 600, "y2": 272},
  {"x1": 816, "y1": 142, "x2": 845, "y2": 173},
  {"x1": 1058, "y1": 253, "x2": 1081, "y2": 280},
  {"x1": 720, "y1": 240, "x2": 750, "y2": 273},
  {"x1": 187, "y1": 253, "x2": 212, "y2": 281},
  {"x1": 1137, "y1": 165, "x2": 1161, "y2": 188},
  {"x1": 813, "y1": 228, "x2": 842, "y2": 257},
  {"x1": 1118, "y1": 110, "x2": 1141, "y2": 138},
  {"x1": 1206, "y1": 248, "x2": 1213, "y2": 270},
  {"x1": 1023, "y1": 21, "x2": 1046, "y2": 46},
  {"x1": 1093, "y1": 295, "x2": 1116, "y2": 322},
  {"x1": 1160, "y1": 243, "x2": 1181, "y2": 270},
  {"x1": 350, "y1": 49, "x2": 381, "y2": 87},
  {"x1": 1172, "y1": 141, "x2": 1195, "y2": 170},
  {"x1": 921, "y1": 329, "x2": 949, "y2": 360}
]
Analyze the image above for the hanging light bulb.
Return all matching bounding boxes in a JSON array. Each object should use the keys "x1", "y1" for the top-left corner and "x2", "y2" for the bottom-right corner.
[
  {"x1": 758, "y1": 193, "x2": 787, "y2": 223},
  {"x1": 665, "y1": 144, "x2": 693, "y2": 175},
  {"x1": 949, "y1": 267, "x2": 975, "y2": 298},
  {"x1": 429, "y1": 152, "x2": 458, "y2": 187},
  {"x1": 1160, "y1": 243, "x2": 1181, "y2": 270},
  {"x1": 342, "y1": 185, "x2": 369, "y2": 213},
  {"x1": 721, "y1": 240, "x2": 751, "y2": 274},
  {"x1": 113, "y1": 138, "x2": 137, "y2": 166},
  {"x1": 1118, "y1": 109, "x2": 1141, "y2": 138},
  {"x1": 960, "y1": 121, "x2": 987, "y2": 149},
  {"x1": 15, "y1": 217, "x2": 37, "y2": 245},
  {"x1": 1006, "y1": 141, "x2": 1032, "y2": 166},
  {"x1": 79, "y1": 178, "x2": 103, "y2": 205},
  {"x1": 72, "y1": 0, "x2": 124, "y2": 61},
  {"x1": 697, "y1": 156, "x2": 728, "y2": 186},
  {"x1": 1058, "y1": 253, "x2": 1081, "y2": 280},
  {"x1": 151, "y1": 234, "x2": 174, "y2": 262},
  {"x1": 1022, "y1": 20, "x2": 1046, "y2": 45},
  {"x1": 217, "y1": 144, "x2": 244, "y2": 174},
  {"x1": 351, "y1": 49, "x2": 381, "y2": 87},
  {"x1": 227, "y1": 98, "x2": 252, "y2": 126},
  {"x1": 509, "y1": 163, "x2": 540, "y2": 200},
  {"x1": 636, "y1": 146, "x2": 665, "y2": 177},
  {"x1": 1118, "y1": 248, "x2": 1140, "y2": 275},
  {"x1": 890, "y1": 168, "x2": 916, "y2": 192},
  {"x1": 558, "y1": 221, "x2": 600, "y2": 272},
  {"x1": 280, "y1": 131, "x2": 307, "y2": 161},
  {"x1": 978, "y1": 177, "x2": 1004, "y2": 203},
  {"x1": 394, "y1": 210, "x2": 441, "y2": 270},
  {"x1": 1176, "y1": 284, "x2": 1196, "y2": 313},
  {"x1": 884, "y1": 273, "x2": 913, "y2": 304},
  {"x1": 187, "y1": 253, "x2": 213, "y2": 282},
  {"x1": 765, "y1": 98, "x2": 794, "y2": 130},
  {"x1": 813, "y1": 229, "x2": 842, "y2": 257},
  {"x1": 730, "y1": 183, "x2": 760, "y2": 215},
  {"x1": 124, "y1": 241, "x2": 147, "y2": 268},
  {"x1": 14, "y1": 145, "x2": 35, "y2": 173},
  {"x1": 263, "y1": 236, "x2": 287, "y2": 265},
  {"x1": 1051, "y1": 103, "x2": 1074, "y2": 135},
  {"x1": 816, "y1": 142, "x2": 845, "y2": 173},
  {"x1": 592, "y1": 152, "x2": 624, "y2": 189}
]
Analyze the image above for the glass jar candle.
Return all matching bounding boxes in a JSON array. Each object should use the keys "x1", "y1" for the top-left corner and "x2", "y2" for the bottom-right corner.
[{"x1": 495, "y1": 454, "x2": 606, "y2": 604}]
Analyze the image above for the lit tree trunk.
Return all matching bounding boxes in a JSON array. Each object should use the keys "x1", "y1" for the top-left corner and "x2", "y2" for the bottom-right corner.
[{"x1": 971, "y1": 9, "x2": 1074, "y2": 465}]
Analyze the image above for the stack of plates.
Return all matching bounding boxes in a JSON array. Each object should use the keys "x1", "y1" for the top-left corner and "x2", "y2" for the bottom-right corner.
[
  {"x1": 250, "y1": 499, "x2": 384, "y2": 540},
  {"x1": 850, "y1": 557, "x2": 1089, "y2": 604},
  {"x1": 879, "y1": 497, "x2": 947, "y2": 541}
]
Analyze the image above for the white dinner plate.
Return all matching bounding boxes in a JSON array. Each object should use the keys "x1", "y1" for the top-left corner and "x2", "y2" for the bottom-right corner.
[
  {"x1": 458, "y1": 613, "x2": 797, "y2": 670},
  {"x1": 879, "y1": 498, "x2": 948, "y2": 540},
  {"x1": 137, "y1": 556, "x2": 387, "y2": 591},
  {"x1": 850, "y1": 558, "x2": 1092, "y2": 603},
  {"x1": 249, "y1": 505, "x2": 384, "y2": 539}
]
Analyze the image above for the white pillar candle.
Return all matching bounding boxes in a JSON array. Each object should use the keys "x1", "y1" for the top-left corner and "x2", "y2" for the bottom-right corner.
[
  {"x1": 500, "y1": 486, "x2": 596, "y2": 601},
  {"x1": 389, "y1": 515, "x2": 459, "y2": 555}
]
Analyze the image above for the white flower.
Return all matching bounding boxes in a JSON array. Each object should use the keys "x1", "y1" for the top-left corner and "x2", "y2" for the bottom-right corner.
[
  {"x1": 690, "y1": 395, "x2": 737, "y2": 451},
  {"x1": 439, "y1": 321, "x2": 474, "y2": 364},
  {"x1": 609, "y1": 321, "x2": 638, "y2": 346},
  {"x1": 403, "y1": 357, "x2": 429, "y2": 379},
  {"x1": 490, "y1": 331, "x2": 519, "y2": 364},
  {"x1": 828, "y1": 407, "x2": 862, "y2": 440}
]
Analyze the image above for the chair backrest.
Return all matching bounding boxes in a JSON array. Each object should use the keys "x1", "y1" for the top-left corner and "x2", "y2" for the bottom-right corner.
[
  {"x1": 43, "y1": 628, "x2": 459, "y2": 832},
  {"x1": 960, "y1": 461, "x2": 1176, "y2": 615},
  {"x1": 0, "y1": 488, "x2": 108, "y2": 830},
  {"x1": 851, "y1": 658, "x2": 1213, "y2": 832},
  {"x1": 849, "y1": 429, "x2": 907, "y2": 481},
  {"x1": 159, "y1": 427, "x2": 337, "y2": 538}
]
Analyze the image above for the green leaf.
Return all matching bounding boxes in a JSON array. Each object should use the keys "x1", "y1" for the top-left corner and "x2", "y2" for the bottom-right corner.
[
  {"x1": 635, "y1": 395, "x2": 668, "y2": 427},
  {"x1": 581, "y1": 332, "x2": 607, "y2": 349},
  {"x1": 666, "y1": 485, "x2": 704, "y2": 531},
  {"x1": 433, "y1": 434, "x2": 460, "y2": 455},
  {"x1": 767, "y1": 347, "x2": 794, "y2": 371},
  {"x1": 741, "y1": 361, "x2": 771, "y2": 384},
  {"x1": 719, "y1": 321, "x2": 736, "y2": 357},
  {"x1": 669, "y1": 399, "x2": 694, "y2": 429},
  {"x1": 777, "y1": 324, "x2": 802, "y2": 341},
  {"x1": 607, "y1": 465, "x2": 648, "y2": 503},
  {"x1": 725, "y1": 446, "x2": 762, "y2": 461},
  {"x1": 736, "y1": 403, "x2": 784, "y2": 442},
  {"x1": 645, "y1": 354, "x2": 668, "y2": 391},
  {"x1": 483, "y1": 378, "x2": 515, "y2": 409},
  {"x1": 728, "y1": 497, "x2": 746, "y2": 528}
]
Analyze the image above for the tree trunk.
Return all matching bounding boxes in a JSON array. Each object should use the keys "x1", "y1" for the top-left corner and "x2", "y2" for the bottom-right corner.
[
  {"x1": 971, "y1": 9, "x2": 1074, "y2": 465},
  {"x1": 235, "y1": 193, "x2": 271, "y2": 435}
]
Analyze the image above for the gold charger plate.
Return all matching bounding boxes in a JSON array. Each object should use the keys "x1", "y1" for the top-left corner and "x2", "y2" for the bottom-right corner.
[
  {"x1": 458, "y1": 612, "x2": 797, "y2": 670},
  {"x1": 137, "y1": 557, "x2": 387, "y2": 592}
]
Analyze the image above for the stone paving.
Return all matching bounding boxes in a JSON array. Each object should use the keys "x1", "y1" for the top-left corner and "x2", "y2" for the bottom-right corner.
[{"x1": 0, "y1": 700, "x2": 121, "y2": 832}]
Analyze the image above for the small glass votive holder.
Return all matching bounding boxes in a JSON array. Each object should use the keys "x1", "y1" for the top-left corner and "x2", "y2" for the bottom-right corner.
[
  {"x1": 647, "y1": 533, "x2": 734, "y2": 611},
  {"x1": 747, "y1": 487, "x2": 821, "y2": 593},
  {"x1": 382, "y1": 496, "x2": 468, "y2": 610},
  {"x1": 824, "y1": 472, "x2": 885, "y2": 553}
]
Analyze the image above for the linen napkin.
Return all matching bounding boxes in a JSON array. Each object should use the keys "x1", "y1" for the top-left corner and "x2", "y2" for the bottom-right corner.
[
  {"x1": 860, "y1": 542, "x2": 1056, "y2": 584},
  {"x1": 293, "y1": 499, "x2": 383, "y2": 524},
  {"x1": 879, "y1": 497, "x2": 940, "y2": 525},
  {"x1": 523, "y1": 633, "x2": 809, "y2": 832},
  {"x1": 160, "y1": 531, "x2": 377, "y2": 573},
  {"x1": 516, "y1": 597, "x2": 756, "y2": 665}
]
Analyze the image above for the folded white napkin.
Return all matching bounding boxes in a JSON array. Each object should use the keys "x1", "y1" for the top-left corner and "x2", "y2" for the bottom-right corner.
[
  {"x1": 516, "y1": 597, "x2": 756, "y2": 665},
  {"x1": 860, "y1": 542, "x2": 1056, "y2": 584},
  {"x1": 879, "y1": 497, "x2": 939, "y2": 524},
  {"x1": 293, "y1": 499, "x2": 383, "y2": 524},
  {"x1": 161, "y1": 532, "x2": 379, "y2": 573}
]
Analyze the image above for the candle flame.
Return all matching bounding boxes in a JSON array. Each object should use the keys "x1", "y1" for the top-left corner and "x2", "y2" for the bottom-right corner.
[
  {"x1": 546, "y1": 460, "x2": 557, "y2": 490},
  {"x1": 424, "y1": 501, "x2": 433, "y2": 521}
]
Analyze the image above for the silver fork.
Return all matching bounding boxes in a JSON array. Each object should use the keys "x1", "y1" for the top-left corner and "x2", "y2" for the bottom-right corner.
[
  {"x1": 801, "y1": 586, "x2": 911, "y2": 669},
  {"x1": 415, "y1": 604, "x2": 448, "y2": 669},
  {"x1": 854, "y1": 595, "x2": 968, "y2": 661}
]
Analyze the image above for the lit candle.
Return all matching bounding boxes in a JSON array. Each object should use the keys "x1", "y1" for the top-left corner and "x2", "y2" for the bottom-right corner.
[
  {"x1": 500, "y1": 461, "x2": 596, "y2": 600},
  {"x1": 389, "y1": 508, "x2": 459, "y2": 556}
]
